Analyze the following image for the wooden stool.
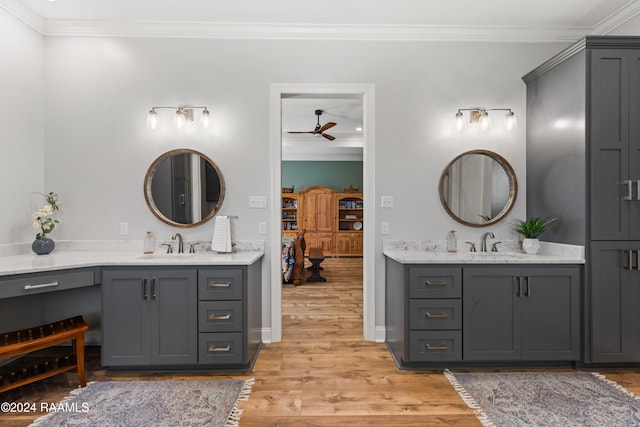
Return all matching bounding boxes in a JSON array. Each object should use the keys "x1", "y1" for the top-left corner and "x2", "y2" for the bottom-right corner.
[
  {"x1": 0, "y1": 316, "x2": 88, "y2": 393},
  {"x1": 307, "y1": 247, "x2": 326, "y2": 283}
]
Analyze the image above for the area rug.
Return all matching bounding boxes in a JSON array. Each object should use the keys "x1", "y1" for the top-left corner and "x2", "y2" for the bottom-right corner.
[
  {"x1": 29, "y1": 379, "x2": 253, "y2": 427},
  {"x1": 444, "y1": 370, "x2": 640, "y2": 427}
]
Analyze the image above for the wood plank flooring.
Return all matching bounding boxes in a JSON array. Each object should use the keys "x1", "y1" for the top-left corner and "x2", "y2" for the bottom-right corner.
[{"x1": 2, "y1": 257, "x2": 640, "y2": 426}]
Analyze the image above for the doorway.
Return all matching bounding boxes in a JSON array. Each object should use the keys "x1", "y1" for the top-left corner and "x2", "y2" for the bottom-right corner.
[{"x1": 269, "y1": 83, "x2": 376, "y2": 343}]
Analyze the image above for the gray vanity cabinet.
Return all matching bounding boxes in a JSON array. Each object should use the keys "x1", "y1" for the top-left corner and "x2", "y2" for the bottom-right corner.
[
  {"x1": 463, "y1": 266, "x2": 581, "y2": 361},
  {"x1": 102, "y1": 268, "x2": 198, "y2": 367},
  {"x1": 590, "y1": 242, "x2": 640, "y2": 362}
]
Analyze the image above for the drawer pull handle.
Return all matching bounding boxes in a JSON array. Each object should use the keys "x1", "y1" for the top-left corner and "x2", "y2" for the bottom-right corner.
[
  {"x1": 425, "y1": 280, "x2": 447, "y2": 286},
  {"x1": 24, "y1": 281, "x2": 59, "y2": 290},
  {"x1": 208, "y1": 345, "x2": 231, "y2": 353},
  {"x1": 425, "y1": 312, "x2": 448, "y2": 319},
  {"x1": 208, "y1": 314, "x2": 232, "y2": 321},
  {"x1": 426, "y1": 344, "x2": 448, "y2": 351},
  {"x1": 208, "y1": 282, "x2": 231, "y2": 288}
]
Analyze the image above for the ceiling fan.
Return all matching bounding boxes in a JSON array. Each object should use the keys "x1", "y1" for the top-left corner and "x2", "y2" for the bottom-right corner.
[{"x1": 287, "y1": 109, "x2": 336, "y2": 141}]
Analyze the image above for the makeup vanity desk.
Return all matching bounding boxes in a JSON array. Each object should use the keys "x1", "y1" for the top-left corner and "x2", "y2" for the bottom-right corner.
[{"x1": 0, "y1": 250, "x2": 263, "y2": 371}]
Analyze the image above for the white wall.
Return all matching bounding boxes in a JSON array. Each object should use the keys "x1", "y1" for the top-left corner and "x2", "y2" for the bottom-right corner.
[
  {"x1": 5, "y1": 11, "x2": 575, "y2": 335},
  {"x1": 0, "y1": 8, "x2": 44, "y2": 244}
]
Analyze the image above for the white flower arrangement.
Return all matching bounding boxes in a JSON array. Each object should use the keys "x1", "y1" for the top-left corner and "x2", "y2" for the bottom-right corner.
[{"x1": 33, "y1": 192, "x2": 60, "y2": 239}]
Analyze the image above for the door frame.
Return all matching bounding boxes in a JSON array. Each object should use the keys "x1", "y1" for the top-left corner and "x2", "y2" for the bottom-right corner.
[{"x1": 269, "y1": 83, "x2": 376, "y2": 342}]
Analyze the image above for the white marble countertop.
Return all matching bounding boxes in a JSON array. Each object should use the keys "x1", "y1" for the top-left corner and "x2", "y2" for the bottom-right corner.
[
  {"x1": 383, "y1": 240, "x2": 585, "y2": 265},
  {"x1": 0, "y1": 250, "x2": 264, "y2": 277}
]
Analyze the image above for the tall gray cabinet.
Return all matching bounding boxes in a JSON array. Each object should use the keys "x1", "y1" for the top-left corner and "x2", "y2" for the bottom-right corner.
[{"x1": 524, "y1": 36, "x2": 640, "y2": 364}]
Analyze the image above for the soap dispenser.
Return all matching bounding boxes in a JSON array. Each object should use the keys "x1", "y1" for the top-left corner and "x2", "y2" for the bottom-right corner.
[
  {"x1": 447, "y1": 230, "x2": 457, "y2": 253},
  {"x1": 143, "y1": 231, "x2": 155, "y2": 254}
]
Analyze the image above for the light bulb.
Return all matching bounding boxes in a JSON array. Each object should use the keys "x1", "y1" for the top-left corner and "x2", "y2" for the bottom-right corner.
[
  {"x1": 455, "y1": 111, "x2": 465, "y2": 131},
  {"x1": 146, "y1": 109, "x2": 158, "y2": 130},
  {"x1": 505, "y1": 111, "x2": 517, "y2": 131},
  {"x1": 200, "y1": 108, "x2": 211, "y2": 128},
  {"x1": 479, "y1": 111, "x2": 491, "y2": 131},
  {"x1": 174, "y1": 109, "x2": 186, "y2": 129}
]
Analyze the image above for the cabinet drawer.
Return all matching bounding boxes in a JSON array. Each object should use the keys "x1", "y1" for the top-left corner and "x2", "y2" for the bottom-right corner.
[
  {"x1": 409, "y1": 268, "x2": 461, "y2": 298},
  {"x1": 198, "y1": 268, "x2": 243, "y2": 300},
  {"x1": 198, "y1": 333, "x2": 244, "y2": 365},
  {"x1": 198, "y1": 301, "x2": 243, "y2": 332},
  {"x1": 409, "y1": 331, "x2": 462, "y2": 362},
  {"x1": 0, "y1": 269, "x2": 97, "y2": 299},
  {"x1": 409, "y1": 299, "x2": 461, "y2": 330}
]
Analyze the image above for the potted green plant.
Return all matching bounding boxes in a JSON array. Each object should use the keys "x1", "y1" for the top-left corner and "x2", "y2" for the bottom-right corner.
[{"x1": 513, "y1": 216, "x2": 557, "y2": 254}]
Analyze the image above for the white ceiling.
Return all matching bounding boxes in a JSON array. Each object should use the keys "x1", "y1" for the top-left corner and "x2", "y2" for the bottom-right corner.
[{"x1": 2, "y1": 0, "x2": 639, "y2": 41}]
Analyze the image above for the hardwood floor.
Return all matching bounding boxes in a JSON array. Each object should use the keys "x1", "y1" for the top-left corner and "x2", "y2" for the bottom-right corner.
[{"x1": 2, "y1": 257, "x2": 640, "y2": 426}]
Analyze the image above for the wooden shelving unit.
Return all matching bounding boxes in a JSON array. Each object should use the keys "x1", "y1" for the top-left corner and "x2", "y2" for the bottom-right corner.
[
  {"x1": 281, "y1": 188, "x2": 363, "y2": 257},
  {"x1": 281, "y1": 193, "x2": 299, "y2": 239}
]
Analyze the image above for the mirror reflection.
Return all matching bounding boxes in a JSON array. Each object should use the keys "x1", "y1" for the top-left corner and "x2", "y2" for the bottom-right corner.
[
  {"x1": 144, "y1": 149, "x2": 225, "y2": 227},
  {"x1": 439, "y1": 150, "x2": 517, "y2": 227}
]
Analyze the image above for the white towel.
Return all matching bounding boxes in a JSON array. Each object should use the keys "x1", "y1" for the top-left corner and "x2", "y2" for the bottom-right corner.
[{"x1": 211, "y1": 215, "x2": 232, "y2": 253}]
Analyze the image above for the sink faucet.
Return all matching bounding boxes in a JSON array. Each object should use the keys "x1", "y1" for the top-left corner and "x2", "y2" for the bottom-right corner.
[
  {"x1": 480, "y1": 232, "x2": 495, "y2": 252},
  {"x1": 171, "y1": 233, "x2": 184, "y2": 253}
]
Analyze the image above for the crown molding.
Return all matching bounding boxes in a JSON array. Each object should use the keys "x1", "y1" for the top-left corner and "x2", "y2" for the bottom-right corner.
[
  {"x1": 39, "y1": 20, "x2": 593, "y2": 43},
  {"x1": 0, "y1": 0, "x2": 43, "y2": 33},
  {"x1": 3, "y1": 0, "x2": 639, "y2": 43},
  {"x1": 593, "y1": 0, "x2": 640, "y2": 35}
]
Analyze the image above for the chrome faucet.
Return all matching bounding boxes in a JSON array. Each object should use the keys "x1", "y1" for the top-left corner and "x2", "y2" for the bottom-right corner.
[
  {"x1": 480, "y1": 232, "x2": 495, "y2": 252},
  {"x1": 171, "y1": 233, "x2": 184, "y2": 253}
]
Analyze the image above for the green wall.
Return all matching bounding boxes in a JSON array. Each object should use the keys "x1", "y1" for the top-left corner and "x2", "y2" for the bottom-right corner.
[{"x1": 282, "y1": 161, "x2": 363, "y2": 192}]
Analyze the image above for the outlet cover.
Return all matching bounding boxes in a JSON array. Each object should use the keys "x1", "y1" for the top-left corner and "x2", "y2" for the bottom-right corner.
[{"x1": 381, "y1": 196, "x2": 394, "y2": 208}]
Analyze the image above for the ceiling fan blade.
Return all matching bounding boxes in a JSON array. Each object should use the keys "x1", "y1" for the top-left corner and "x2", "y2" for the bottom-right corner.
[
  {"x1": 318, "y1": 122, "x2": 337, "y2": 133},
  {"x1": 287, "y1": 131, "x2": 315, "y2": 134},
  {"x1": 322, "y1": 133, "x2": 336, "y2": 141}
]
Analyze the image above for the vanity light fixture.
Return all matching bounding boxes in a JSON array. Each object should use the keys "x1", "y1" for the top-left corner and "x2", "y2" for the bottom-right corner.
[
  {"x1": 146, "y1": 106, "x2": 211, "y2": 130},
  {"x1": 455, "y1": 107, "x2": 517, "y2": 132}
]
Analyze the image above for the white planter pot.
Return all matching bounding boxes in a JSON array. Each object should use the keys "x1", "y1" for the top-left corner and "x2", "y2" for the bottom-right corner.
[{"x1": 522, "y1": 238, "x2": 540, "y2": 255}]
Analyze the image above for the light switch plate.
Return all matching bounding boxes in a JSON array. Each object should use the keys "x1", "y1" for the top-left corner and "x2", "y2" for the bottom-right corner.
[
  {"x1": 258, "y1": 222, "x2": 267, "y2": 234},
  {"x1": 381, "y1": 196, "x2": 394, "y2": 208},
  {"x1": 249, "y1": 195, "x2": 267, "y2": 208},
  {"x1": 381, "y1": 222, "x2": 389, "y2": 235},
  {"x1": 119, "y1": 222, "x2": 128, "y2": 235}
]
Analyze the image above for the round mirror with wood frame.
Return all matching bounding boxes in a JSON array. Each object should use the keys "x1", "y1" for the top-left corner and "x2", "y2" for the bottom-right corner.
[
  {"x1": 439, "y1": 149, "x2": 517, "y2": 227},
  {"x1": 144, "y1": 148, "x2": 225, "y2": 228}
]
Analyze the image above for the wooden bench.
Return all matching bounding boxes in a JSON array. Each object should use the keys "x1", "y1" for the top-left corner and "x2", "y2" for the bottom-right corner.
[
  {"x1": 0, "y1": 316, "x2": 88, "y2": 393},
  {"x1": 307, "y1": 247, "x2": 326, "y2": 283}
]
